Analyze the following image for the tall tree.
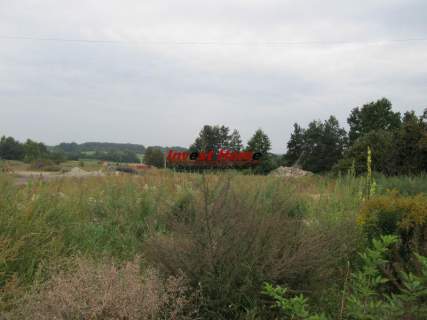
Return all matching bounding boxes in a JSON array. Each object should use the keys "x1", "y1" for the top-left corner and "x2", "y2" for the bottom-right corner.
[
  {"x1": 347, "y1": 98, "x2": 401, "y2": 144},
  {"x1": 0, "y1": 136, "x2": 25, "y2": 160},
  {"x1": 286, "y1": 116, "x2": 347, "y2": 173},
  {"x1": 23, "y1": 139, "x2": 49, "y2": 162},
  {"x1": 338, "y1": 130, "x2": 397, "y2": 175},
  {"x1": 246, "y1": 129, "x2": 271, "y2": 154},
  {"x1": 395, "y1": 111, "x2": 427, "y2": 174},
  {"x1": 190, "y1": 125, "x2": 233, "y2": 152},
  {"x1": 229, "y1": 129, "x2": 243, "y2": 152},
  {"x1": 284, "y1": 123, "x2": 305, "y2": 166}
]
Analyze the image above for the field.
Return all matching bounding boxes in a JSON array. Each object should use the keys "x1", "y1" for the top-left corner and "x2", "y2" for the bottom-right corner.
[{"x1": 0, "y1": 168, "x2": 427, "y2": 319}]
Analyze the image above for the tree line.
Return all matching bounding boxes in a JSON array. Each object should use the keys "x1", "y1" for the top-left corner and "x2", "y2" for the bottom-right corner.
[
  {"x1": 2, "y1": 97, "x2": 426, "y2": 174},
  {"x1": 0, "y1": 137, "x2": 65, "y2": 163},
  {"x1": 152, "y1": 125, "x2": 276, "y2": 173},
  {"x1": 159, "y1": 98, "x2": 426, "y2": 175},
  {"x1": 0, "y1": 138, "x2": 144, "y2": 164},
  {"x1": 285, "y1": 98, "x2": 427, "y2": 174}
]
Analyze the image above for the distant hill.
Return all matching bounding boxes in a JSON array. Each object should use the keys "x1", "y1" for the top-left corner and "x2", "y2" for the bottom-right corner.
[
  {"x1": 52, "y1": 142, "x2": 187, "y2": 155},
  {"x1": 147, "y1": 146, "x2": 188, "y2": 153},
  {"x1": 52, "y1": 142, "x2": 146, "y2": 154}
]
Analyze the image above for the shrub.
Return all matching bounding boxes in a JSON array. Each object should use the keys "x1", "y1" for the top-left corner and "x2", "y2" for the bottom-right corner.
[
  {"x1": 143, "y1": 176, "x2": 350, "y2": 319},
  {"x1": 264, "y1": 235, "x2": 427, "y2": 320},
  {"x1": 358, "y1": 191, "x2": 427, "y2": 259},
  {"x1": 9, "y1": 257, "x2": 198, "y2": 320}
]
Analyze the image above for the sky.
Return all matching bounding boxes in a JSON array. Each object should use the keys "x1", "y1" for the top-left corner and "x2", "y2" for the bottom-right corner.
[{"x1": 0, "y1": 0, "x2": 426, "y2": 153}]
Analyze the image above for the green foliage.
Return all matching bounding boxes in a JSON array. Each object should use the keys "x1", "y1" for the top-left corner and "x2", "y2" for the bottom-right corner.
[
  {"x1": 347, "y1": 98, "x2": 401, "y2": 144},
  {"x1": 54, "y1": 141, "x2": 146, "y2": 154},
  {"x1": 143, "y1": 146, "x2": 164, "y2": 168},
  {"x1": 337, "y1": 130, "x2": 397, "y2": 175},
  {"x1": 190, "y1": 125, "x2": 239, "y2": 153},
  {"x1": 338, "y1": 108, "x2": 427, "y2": 176},
  {"x1": 358, "y1": 191, "x2": 427, "y2": 259},
  {"x1": 0, "y1": 175, "x2": 159, "y2": 293},
  {"x1": 1, "y1": 170, "x2": 426, "y2": 318},
  {"x1": 395, "y1": 111, "x2": 427, "y2": 174},
  {"x1": 263, "y1": 283, "x2": 328, "y2": 320},
  {"x1": 284, "y1": 123, "x2": 305, "y2": 166},
  {"x1": 375, "y1": 174, "x2": 427, "y2": 195},
  {"x1": 87, "y1": 149, "x2": 140, "y2": 163},
  {"x1": 336, "y1": 101, "x2": 426, "y2": 176},
  {"x1": 229, "y1": 129, "x2": 243, "y2": 151},
  {"x1": 285, "y1": 116, "x2": 347, "y2": 173},
  {"x1": 0, "y1": 136, "x2": 25, "y2": 161},
  {"x1": 246, "y1": 128, "x2": 272, "y2": 154},
  {"x1": 252, "y1": 153, "x2": 281, "y2": 174},
  {"x1": 347, "y1": 235, "x2": 427, "y2": 319},
  {"x1": 264, "y1": 235, "x2": 427, "y2": 320},
  {"x1": 246, "y1": 129, "x2": 275, "y2": 174},
  {"x1": 23, "y1": 139, "x2": 49, "y2": 163}
]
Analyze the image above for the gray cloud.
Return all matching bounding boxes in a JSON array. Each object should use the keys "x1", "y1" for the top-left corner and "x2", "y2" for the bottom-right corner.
[{"x1": 0, "y1": 0, "x2": 426, "y2": 152}]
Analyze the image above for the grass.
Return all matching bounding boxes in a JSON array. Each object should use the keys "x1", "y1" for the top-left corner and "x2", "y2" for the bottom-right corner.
[{"x1": 0, "y1": 170, "x2": 426, "y2": 318}]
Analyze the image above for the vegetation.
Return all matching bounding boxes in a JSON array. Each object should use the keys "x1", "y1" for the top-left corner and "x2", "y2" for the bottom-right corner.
[
  {"x1": 1, "y1": 98, "x2": 426, "y2": 318},
  {"x1": 284, "y1": 116, "x2": 347, "y2": 172},
  {"x1": 1, "y1": 164, "x2": 425, "y2": 319},
  {"x1": 144, "y1": 147, "x2": 165, "y2": 168},
  {"x1": 3, "y1": 97, "x2": 426, "y2": 175},
  {"x1": 190, "y1": 125, "x2": 243, "y2": 153},
  {"x1": 264, "y1": 235, "x2": 427, "y2": 320},
  {"x1": 286, "y1": 98, "x2": 426, "y2": 175}
]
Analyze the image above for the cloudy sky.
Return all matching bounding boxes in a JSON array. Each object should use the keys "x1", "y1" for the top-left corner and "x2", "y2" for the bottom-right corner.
[{"x1": 0, "y1": 0, "x2": 426, "y2": 152}]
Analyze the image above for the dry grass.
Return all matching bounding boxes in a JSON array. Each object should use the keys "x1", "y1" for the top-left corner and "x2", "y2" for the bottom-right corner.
[{"x1": 7, "y1": 257, "x2": 198, "y2": 320}]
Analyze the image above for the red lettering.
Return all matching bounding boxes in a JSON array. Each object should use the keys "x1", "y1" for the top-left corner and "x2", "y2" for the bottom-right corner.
[
  {"x1": 167, "y1": 150, "x2": 175, "y2": 161},
  {"x1": 218, "y1": 149, "x2": 231, "y2": 161},
  {"x1": 238, "y1": 151, "x2": 253, "y2": 161}
]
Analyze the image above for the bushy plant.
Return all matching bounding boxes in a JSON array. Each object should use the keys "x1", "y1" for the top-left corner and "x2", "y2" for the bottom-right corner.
[
  {"x1": 358, "y1": 191, "x2": 427, "y2": 258},
  {"x1": 7, "y1": 257, "x2": 198, "y2": 320},
  {"x1": 264, "y1": 235, "x2": 427, "y2": 320},
  {"x1": 263, "y1": 283, "x2": 328, "y2": 320},
  {"x1": 143, "y1": 175, "x2": 350, "y2": 319}
]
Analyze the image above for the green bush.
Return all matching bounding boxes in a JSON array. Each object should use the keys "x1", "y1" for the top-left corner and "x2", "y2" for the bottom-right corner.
[
  {"x1": 264, "y1": 235, "x2": 427, "y2": 320},
  {"x1": 358, "y1": 191, "x2": 427, "y2": 259}
]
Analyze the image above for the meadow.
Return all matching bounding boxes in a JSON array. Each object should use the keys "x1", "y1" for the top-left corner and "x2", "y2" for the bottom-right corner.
[{"x1": 0, "y1": 168, "x2": 426, "y2": 319}]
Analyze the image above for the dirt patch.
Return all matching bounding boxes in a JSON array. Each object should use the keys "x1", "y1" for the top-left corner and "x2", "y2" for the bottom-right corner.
[
  {"x1": 13, "y1": 167, "x2": 105, "y2": 185},
  {"x1": 64, "y1": 167, "x2": 104, "y2": 177}
]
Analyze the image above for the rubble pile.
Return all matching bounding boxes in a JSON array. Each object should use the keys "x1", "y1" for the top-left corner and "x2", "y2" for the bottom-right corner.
[{"x1": 269, "y1": 166, "x2": 314, "y2": 177}]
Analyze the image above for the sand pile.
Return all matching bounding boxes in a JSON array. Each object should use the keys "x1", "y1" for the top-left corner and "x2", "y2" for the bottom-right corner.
[{"x1": 269, "y1": 166, "x2": 313, "y2": 177}]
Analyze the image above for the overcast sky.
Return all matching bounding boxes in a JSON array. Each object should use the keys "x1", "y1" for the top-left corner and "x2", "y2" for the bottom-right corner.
[{"x1": 0, "y1": 0, "x2": 426, "y2": 153}]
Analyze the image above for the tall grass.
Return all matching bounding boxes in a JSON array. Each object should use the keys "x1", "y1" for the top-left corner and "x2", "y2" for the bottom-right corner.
[{"x1": 0, "y1": 170, "x2": 426, "y2": 318}]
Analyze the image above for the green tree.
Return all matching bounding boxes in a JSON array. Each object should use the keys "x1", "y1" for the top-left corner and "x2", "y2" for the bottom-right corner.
[
  {"x1": 23, "y1": 139, "x2": 49, "y2": 162},
  {"x1": 190, "y1": 125, "x2": 232, "y2": 153},
  {"x1": 337, "y1": 130, "x2": 397, "y2": 175},
  {"x1": 229, "y1": 129, "x2": 243, "y2": 151},
  {"x1": 143, "y1": 147, "x2": 164, "y2": 168},
  {"x1": 289, "y1": 116, "x2": 347, "y2": 173},
  {"x1": 284, "y1": 123, "x2": 305, "y2": 166},
  {"x1": 0, "y1": 136, "x2": 25, "y2": 160},
  {"x1": 395, "y1": 111, "x2": 426, "y2": 174},
  {"x1": 246, "y1": 129, "x2": 274, "y2": 174},
  {"x1": 347, "y1": 98, "x2": 401, "y2": 144},
  {"x1": 246, "y1": 129, "x2": 271, "y2": 154}
]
